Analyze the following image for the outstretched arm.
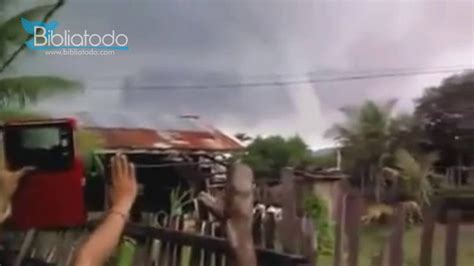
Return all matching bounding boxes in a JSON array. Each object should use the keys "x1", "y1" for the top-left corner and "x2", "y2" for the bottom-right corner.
[{"x1": 74, "y1": 154, "x2": 137, "y2": 266}]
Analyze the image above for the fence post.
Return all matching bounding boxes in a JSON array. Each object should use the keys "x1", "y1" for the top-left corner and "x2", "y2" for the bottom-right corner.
[
  {"x1": 174, "y1": 215, "x2": 185, "y2": 266},
  {"x1": 345, "y1": 191, "x2": 362, "y2": 266},
  {"x1": 301, "y1": 215, "x2": 316, "y2": 266},
  {"x1": 189, "y1": 220, "x2": 203, "y2": 266},
  {"x1": 420, "y1": 205, "x2": 436, "y2": 266},
  {"x1": 333, "y1": 192, "x2": 346, "y2": 266},
  {"x1": 445, "y1": 210, "x2": 461, "y2": 266},
  {"x1": 198, "y1": 163, "x2": 256, "y2": 266},
  {"x1": 280, "y1": 168, "x2": 301, "y2": 254},
  {"x1": 252, "y1": 209, "x2": 264, "y2": 247},
  {"x1": 264, "y1": 213, "x2": 276, "y2": 250},
  {"x1": 212, "y1": 222, "x2": 224, "y2": 266},
  {"x1": 388, "y1": 203, "x2": 405, "y2": 266},
  {"x1": 202, "y1": 222, "x2": 213, "y2": 266}
]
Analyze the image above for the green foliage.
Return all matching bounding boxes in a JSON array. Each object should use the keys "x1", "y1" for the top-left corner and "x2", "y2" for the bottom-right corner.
[
  {"x1": 0, "y1": 76, "x2": 82, "y2": 108},
  {"x1": 388, "y1": 149, "x2": 440, "y2": 205},
  {"x1": 303, "y1": 193, "x2": 333, "y2": 255},
  {"x1": 0, "y1": 2, "x2": 89, "y2": 175},
  {"x1": 169, "y1": 187, "x2": 193, "y2": 216},
  {"x1": 326, "y1": 100, "x2": 426, "y2": 202},
  {"x1": 0, "y1": 1, "x2": 79, "y2": 108},
  {"x1": 148, "y1": 187, "x2": 194, "y2": 227},
  {"x1": 242, "y1": 135, "x2": 311, "y2": 179},
  {"x1": 415, "y1": 71, "x2": 474, "y2": 165},
  {"x1": 0, "y1": 107, "x2": 47, "y2": 121},
  {"x1": 309, "y1": 149, "x2": 337, "y2": 169},
  {"x1": 326, "y1": 100, "x2": 397, "y2": 167},
  {"x1": 77, "y1": 130, "x2": 105, "y2": 176},
  {"x1": 388, "y1": 113, "x2": 425, "y2": 155},
  {"x1": 84, "y1": 153, "x2": 105, "y2": 180}
]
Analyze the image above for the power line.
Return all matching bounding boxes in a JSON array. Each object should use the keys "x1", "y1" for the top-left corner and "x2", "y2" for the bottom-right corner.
[
  {"x1": 113, "y1": 67, "x2": 473, "y2": 90},
  {"x1": 84, "y1": 65, "x2": 474, "y2": 83},
  {"x1": 307, "y1": 64, "x2": 474, "y2": 76}
]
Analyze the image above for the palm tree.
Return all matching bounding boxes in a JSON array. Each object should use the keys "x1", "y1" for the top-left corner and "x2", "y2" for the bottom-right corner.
[
  {"x1": 0, "y1": 0, "x2": 80, "y2": 109},
  {"x1": 388, "y1": 113, "x2": 426, "y2": 154},
  {"x1": 326, "y1": 100, "x2": 397, "y2": 202},
  {"x1": 385, "y1": 149, "x2": 441, "y2": 205}
]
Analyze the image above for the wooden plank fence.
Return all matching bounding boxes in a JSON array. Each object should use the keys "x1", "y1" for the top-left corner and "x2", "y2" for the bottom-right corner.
[
  {"x1": 4, "y1": 215, "x2": 308, "y2": 266},
  {"x1": 332, "y1": 191, "x2": 468, "y2": 266},
  {"x1": 7, "y1": 165, "x2": 470, "y2": 266},
  {"x1": 1, "y1": 166, "x2": 315, "y2": 266}
]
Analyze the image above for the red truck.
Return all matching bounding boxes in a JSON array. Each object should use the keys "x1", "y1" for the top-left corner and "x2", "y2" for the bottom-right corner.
[{"x1": 2, "y1": 118, "x2": 86, "y2": 229}]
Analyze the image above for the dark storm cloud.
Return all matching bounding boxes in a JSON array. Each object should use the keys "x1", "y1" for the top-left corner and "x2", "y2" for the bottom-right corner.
[{"x1": 27, "y1": 0, "x2": 473, "y2": 147}]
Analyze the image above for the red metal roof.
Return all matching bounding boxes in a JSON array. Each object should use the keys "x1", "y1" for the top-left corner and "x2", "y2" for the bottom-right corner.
[
  {"x1": 88, "y1": 128, "x2": 165, "y2": 149},
  {"x1": 76, "y1": 113, "x2": 243, "y2": 152},
  {"x1": 86, "y1": 127, "x2": 243, "y2": 152},
  {"x1": 163, "y1": 130, "x2": 243, "y2": 151}
]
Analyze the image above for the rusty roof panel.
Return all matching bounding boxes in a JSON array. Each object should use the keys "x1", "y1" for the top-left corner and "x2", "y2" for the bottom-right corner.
[
  {"x1": 89, "y1": 128, "x2": 168, "y2": 149},
  {"x1": 80, "y1": 113, "x2": 243, "y2": 151},
  {"x1": 163, "y1": 130, "x2": 243, "y2": 151},
  {"x1": 88, "y1": 128, "x2": 243, "y2": 151},
  {"x1": 84, "y1": 127, "x2": 243, "y2": 151}
]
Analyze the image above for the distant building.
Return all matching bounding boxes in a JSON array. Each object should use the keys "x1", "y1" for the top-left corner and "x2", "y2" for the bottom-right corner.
[{"x1": 74, "y1": 112, "x2": 243, "y2": 218}]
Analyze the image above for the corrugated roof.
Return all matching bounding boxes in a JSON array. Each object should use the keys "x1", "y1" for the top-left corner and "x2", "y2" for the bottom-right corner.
[
  {"x1": 75, "y1": 112, "x2": 211, "y2": 131},
  {"x1": 76, "y1": 112, "x2": 243, "y2": 152},
  {"x1": 163, "y1": 130, "x2": 243, "y2": 150},
  {"x1": 88, "y1": 128, "x2": 169, "y2": 149}
]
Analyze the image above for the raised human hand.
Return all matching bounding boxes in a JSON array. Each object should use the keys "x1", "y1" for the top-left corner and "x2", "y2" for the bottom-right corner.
[{"x1": 109, "y1": 154, "x2": 137, "y2": 215}]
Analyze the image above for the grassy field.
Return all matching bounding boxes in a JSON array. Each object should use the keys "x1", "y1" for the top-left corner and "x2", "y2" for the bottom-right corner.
[{"x1": 318, "y1": 223, "x2": 474, "y2": 266}]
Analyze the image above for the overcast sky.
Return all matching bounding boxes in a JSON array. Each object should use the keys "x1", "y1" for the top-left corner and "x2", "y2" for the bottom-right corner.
[{"x1": 11, "y1": 0, "x2": 474, "y2": 148}]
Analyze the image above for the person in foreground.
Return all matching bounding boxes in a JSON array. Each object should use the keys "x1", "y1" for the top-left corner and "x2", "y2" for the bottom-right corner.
[
  {"x1": 74, "y1": 154, "x2": 137, "y2": 266},
  {"x1": 0, "y1": 153, "x2": 136, "y2": 266}
]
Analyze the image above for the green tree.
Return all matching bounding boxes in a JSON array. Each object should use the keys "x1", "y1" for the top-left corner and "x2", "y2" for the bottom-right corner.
[
  {"x1": 0, "y1": 0, "x2": 80, "y2": 110},
  {"x1": 388, "y1": 113, "x2": 425, "y2": 155},
  {"x1": 309, "y1": 148, "x2": 339, "y2": 168},
  {"x1": 326, "y1": 100, "x2": 403, "y2": 202},
  {"x1": 385, "y1": 149, "x2": 441, "y2": 205},
  {"x1": 303, "y1": 193, "x2": 333, "y2": 256},
  {"x1": 415, "y1": 71, "x2": 474, "y2": 168},
  {"x1": 310, "y1": 151, "x2": 338, "y2": 169},
  {"x1": 242, "y1": 135, "x2": 311, "y2": 179}
]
